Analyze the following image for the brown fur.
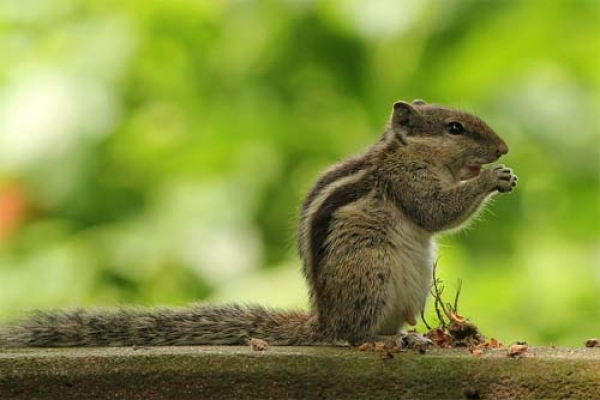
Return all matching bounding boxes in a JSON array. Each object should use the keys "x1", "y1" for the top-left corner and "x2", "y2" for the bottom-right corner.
[{"x1": 0, "y1": 100, "x2": 517, "y2": 347}]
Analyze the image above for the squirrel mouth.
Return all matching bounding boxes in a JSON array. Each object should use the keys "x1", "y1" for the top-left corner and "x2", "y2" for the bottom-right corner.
[
  {"x1": 467, "y1": 164, "x2": 482, "y2": 175},
  {"x1": 459, "y1": 164, "x2": 483, "y2": 181}
]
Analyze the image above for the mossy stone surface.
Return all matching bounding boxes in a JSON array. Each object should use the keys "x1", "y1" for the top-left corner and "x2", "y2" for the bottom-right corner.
[{"x1": 1, "y1": 346, "x2": 599, "y2": 399}]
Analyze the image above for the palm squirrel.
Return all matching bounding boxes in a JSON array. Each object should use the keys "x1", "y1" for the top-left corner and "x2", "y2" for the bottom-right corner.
[{"x1": 0, "y1": 100, "x2": 517, "y2": 347}]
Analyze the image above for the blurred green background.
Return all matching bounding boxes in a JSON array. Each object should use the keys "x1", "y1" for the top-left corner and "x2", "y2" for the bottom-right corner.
[{"x1": 0, "y1": 0, "x2": 598, "y2": 346}]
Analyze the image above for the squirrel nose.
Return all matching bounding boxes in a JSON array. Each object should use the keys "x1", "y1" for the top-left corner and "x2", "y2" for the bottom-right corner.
[{"x1": 497, "y1": 141, "x2": 509, "y2": 157}]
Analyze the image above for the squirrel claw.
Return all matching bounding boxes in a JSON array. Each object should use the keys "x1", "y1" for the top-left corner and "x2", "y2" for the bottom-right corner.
[
  {"x1": 395, "y1": 332, "x2": 433, "y2": 350},
  {"x1": 490, "y1": 165, "x2": 518, "y2": 193}
]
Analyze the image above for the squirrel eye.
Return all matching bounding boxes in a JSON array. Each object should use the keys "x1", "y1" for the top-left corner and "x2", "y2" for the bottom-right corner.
[{"x1": 446, "y1": 121, "x2": 465, "y2": 135}]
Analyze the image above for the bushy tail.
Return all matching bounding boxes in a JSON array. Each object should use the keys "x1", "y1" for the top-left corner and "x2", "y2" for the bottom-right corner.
[{"x1": 0, "y1": 304, "x2": 324, "y2": 347}]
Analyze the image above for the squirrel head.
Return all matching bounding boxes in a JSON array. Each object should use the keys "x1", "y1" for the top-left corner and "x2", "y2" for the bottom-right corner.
[{"x1": 389, "y1": 100, "x2": 509, "y2": 181}]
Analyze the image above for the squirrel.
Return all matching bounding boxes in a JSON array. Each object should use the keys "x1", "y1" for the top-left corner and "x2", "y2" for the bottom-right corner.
[{"x1": 0, "y1": 100, "x2": 517, "y2": 347}]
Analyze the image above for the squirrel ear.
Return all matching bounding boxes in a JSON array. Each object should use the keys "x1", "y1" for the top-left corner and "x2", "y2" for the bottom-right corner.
[
  {"x1": 391, "y1": 101, "x2": 421, "y2": 131},
  {"x1": 412, "y1": 99, "x2": 427, "y2": 106}
]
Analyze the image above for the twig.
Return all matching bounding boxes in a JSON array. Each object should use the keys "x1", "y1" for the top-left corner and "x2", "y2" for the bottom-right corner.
[
  {"x1": 453, "y1": 279, "x2": 462, "y2": 314},
  {"x1": 421, "y1": 308, "x2": 431, "y2": 330},
  {"x1": 430, "y1": 261, "x2": 452, "y2": 329}
]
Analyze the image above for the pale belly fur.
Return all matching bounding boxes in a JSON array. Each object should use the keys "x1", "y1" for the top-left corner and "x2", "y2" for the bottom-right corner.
[{"x1": 376, "y1": 207, "x2": 435, "y2": 335}]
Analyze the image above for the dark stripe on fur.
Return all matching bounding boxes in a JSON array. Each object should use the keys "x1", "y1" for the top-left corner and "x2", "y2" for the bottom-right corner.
[
  {"x1": 308, "y1": 177, "x2": 372, "y2": 295},
  {"x1": 300, "y1": 156, "x2": 368, "y2": 217}
]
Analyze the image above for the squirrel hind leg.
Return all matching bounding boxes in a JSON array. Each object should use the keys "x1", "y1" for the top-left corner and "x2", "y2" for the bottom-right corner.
[{"x1": 315, "y1": 256, "x2": 390, "y2": 347}]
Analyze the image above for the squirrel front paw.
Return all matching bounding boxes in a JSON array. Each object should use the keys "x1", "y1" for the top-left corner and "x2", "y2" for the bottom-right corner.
[{"x1": 488, "y1": 164, "x2": 518, "y2": 193}]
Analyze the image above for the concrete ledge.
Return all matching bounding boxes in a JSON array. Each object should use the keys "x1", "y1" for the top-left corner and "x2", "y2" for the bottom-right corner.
[{"x1": 1, "y1": 346, "x2": 600, "y2": 399}]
